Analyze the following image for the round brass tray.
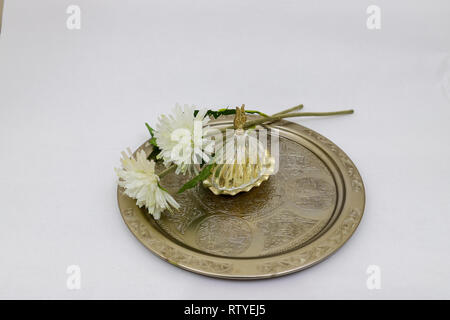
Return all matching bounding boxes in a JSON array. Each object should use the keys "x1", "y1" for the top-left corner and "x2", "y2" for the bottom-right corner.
[{"x1": 117, "y1": 117, "x2": 365, "y2": 279}]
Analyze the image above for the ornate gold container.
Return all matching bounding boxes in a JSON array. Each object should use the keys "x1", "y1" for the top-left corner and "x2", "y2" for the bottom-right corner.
[
  {"x1": 203, "y1": 129, "x2": 275, "y2": 196},
  {"x1": 203, "y1": 105, "x2": 275, "y2": 195}
]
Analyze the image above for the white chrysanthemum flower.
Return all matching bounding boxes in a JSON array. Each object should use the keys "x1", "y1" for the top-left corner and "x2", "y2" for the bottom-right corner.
[
  {"x1": 155, "y1": 104, "x2": 213, "y2": 175},
  {"x1": 115, "y1": 149, "x2": 179, "y2": 219}
]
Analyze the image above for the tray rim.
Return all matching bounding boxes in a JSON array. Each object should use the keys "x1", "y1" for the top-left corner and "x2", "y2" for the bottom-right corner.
[{"x1": 117, "y1": 118, "x2": 365, "y2": 280}]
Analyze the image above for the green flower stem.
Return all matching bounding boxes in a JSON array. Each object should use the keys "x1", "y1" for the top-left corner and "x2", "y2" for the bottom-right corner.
[
  {"x1": 243, "y1": 110, "x2": 354, "y2": 129},
  {"x1": 206, "y1": 104, "x2": 304, "y2": 134},
  {"x1": 158, "y1": 164, "x2": 176, "y2": 178},
  {"x1": 217, "y1": 108, "x2": 353, "y2": 133},
  {"x1": 243, "y1": 109, "x2": 269, "y2": 117},
  {"x1": 271, "y1": 104, "x2": 303, "y2": 116}
]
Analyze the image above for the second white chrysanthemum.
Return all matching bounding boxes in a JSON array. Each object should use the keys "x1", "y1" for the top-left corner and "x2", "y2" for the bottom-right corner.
[
  {"x1": 116, "y1": 149, "x2": 179, "y2": 219},
  {"x1": 155, "y1": 104, "x2": 214, "y2": 175}
]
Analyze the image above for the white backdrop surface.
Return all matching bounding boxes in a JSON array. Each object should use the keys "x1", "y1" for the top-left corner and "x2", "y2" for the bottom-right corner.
[{"x1": 0, "y1": 0, "x2": 449, "y2": 299}]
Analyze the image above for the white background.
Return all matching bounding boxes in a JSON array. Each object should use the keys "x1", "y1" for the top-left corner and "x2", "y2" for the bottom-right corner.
[{"x1": 0, "y1": 0, "x2": 449, "y2": 299}]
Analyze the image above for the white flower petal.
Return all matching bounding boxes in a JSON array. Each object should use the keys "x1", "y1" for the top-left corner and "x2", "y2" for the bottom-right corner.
[
  {"x1": 115, "y1": 150, "x2": 179, "y2": 219},
  {"x1": 154, "y1": 104, "x2": 213, "y2": 175}
]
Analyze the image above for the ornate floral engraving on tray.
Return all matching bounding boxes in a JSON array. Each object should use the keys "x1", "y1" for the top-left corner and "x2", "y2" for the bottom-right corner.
[
  {"x1": 257, "y1": 210, "x2": 320, "y2": 253},
  {"x1": 302, "y1": 128, "x2": 364, "y2": 193},
  {"x1": 120, "y1": 200, "x2": 233, "y2": 274},
  {"x1": 256, "y1": 208, "x2": 362, "y2": 274},
  {"x1": 293, "y1": 177, "x2": 336, "y2": 210},
  {"x1": 196, "y1": 215, "x2": 252, "y2": 256}
]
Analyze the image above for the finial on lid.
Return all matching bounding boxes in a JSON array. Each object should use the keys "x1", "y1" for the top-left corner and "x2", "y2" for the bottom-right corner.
[{"x1": 233, "y1": 104, "x2": 247, "y2": 130}]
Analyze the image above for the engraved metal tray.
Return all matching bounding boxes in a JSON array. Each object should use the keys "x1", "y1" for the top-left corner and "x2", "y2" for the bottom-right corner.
[{"x1": 117, "y1": 117, "x2": 365, "y2": 279}]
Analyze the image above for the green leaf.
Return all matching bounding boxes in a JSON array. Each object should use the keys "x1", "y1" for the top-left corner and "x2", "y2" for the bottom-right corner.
[
  {"x1": 157, "y1": 182, "x2": 169, "y2": 192},
  {"x1": 145, "y1": 123, "x2": 158, "y2": 147},
  {"x1": 145, "y1": 122, "x2": 155, "y2": 137},
  {"x1": 212, "y1": 108, "x2": 236, "y2": 118},
  {"x1": 177, "y1": 164, "x2": 215, "y2": 194},
  {"x1": 194, "y1": 108, "x2": 268, "y2": 119},
  {"x1": 244, "y1": 110, "x2": 269, "y2": 117},
  {"x1": 194, "y1": 109, "x2": 233, "y2": 118},
  {"x1": 149, "y1": 137, "x2": 158, "y2": 147},
  {"x1": 145, "y1": 122, "x2": 161, "y2": 161},
  {"x1": 147, "y1": 145, "x2": 161, "y2": 161},
  {"x1": 145, "y1": 122, "x2": 160, "y2": 159}
]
